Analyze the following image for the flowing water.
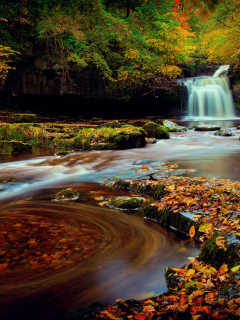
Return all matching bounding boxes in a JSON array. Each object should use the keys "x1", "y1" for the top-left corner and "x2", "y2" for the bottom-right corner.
[
  {"x1": 178, "y1": 65, "x2": 236, "y2": 119},
  {"x1": 2, "y1": 120, "x2": 240, "y2": 319}
]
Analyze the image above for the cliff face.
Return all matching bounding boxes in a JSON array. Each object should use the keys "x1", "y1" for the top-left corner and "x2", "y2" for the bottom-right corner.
[{"x1": 0, "y1": 69, "x2": 112, "y2": 99}]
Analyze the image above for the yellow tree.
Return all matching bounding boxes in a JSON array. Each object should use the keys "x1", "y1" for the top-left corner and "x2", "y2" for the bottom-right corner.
[{"x1": 200, "y1": 1, "x2": 240, "y2": 69}]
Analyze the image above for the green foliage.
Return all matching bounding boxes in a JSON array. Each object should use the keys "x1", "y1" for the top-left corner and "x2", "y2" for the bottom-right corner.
[{"x1": 0, "y1": 0, "x2": 195, "y2": 90}]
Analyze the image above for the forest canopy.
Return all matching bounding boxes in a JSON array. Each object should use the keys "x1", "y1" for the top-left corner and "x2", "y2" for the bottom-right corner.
[{"x1": 0, "y1": 0, "x2": 239, "y2": 88}]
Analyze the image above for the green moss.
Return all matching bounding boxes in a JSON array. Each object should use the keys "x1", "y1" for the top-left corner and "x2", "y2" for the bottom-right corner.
[
  {"x1": 55, "y1": 150, "x2": 70, "y2": 156},
  {"x1": 142, "y1": 122, "x2": 170, "y2": 139},
  {"x1": 0, "y1": 140, "x2": 32, "y2": 154},
  {"x1": 198, "y1": 232, "x2": 240, "y2": 269},
  {"x1": 100, "y1": 120, "x2": 121, "y2": 128},
  {"x1": 194, "y1": 125, "x2": 221, "y2": 131},
  {"x1": 115, "y1": 180, "x2": 131, "y2": 189},
  {"x1": 55, "y1": 188, "x2": 79, "y2": 200},
  {"x1": 7, "y1": 114, "x2": 37, "y2": 123},
  {"x1": 110, "y1": 197, "x2": 142, "y2": 209},
  {"x1": 143, "y1": 206, "x2": 200, "y2": 239},
  {"x1": 149, "y1": 184, "x2": 167, "y2": 199}
]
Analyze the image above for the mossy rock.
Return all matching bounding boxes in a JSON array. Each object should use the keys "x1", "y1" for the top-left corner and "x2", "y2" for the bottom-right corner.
[
  {"x1": 143, "y1": 206, "x2": 200, "y2": 239},
  {"x1": 100, "y1": 121, "x2": 122, "y2": 128},
  {"x1": 163, "y1": 120, "x2": 187, "y2": 132},
  {"x1": 55, "y1": 150, "x2": 73, "y2": 156},
  {"x1": 142, "y1": 122, "x2": 170, "y2": 139},
  {"x1": 198, "y1": 232, "x2": 240, "y2": 269},
  {"x1": 214, "y1": 129, "x2": 233, "y2": 136},
  {"x1": 110, "y1": 197, "x2": 143, "y2": 210},
  {"x1": 90, "y1": 143, "x2": 116, "y2": 150},
  {"x1": 7, "y1": 114, "x2": 37, "y2": 123},
  {"x1": 55, "y1": 188, "x2": 79, "y2": 201},
  {"x1": 115, "y1": 180, "x2": 131, "y2": 190},
  {"x1": 194, "y1": 125, "x2": 221, "y2": 131},
  {"x1": 115, "y1": 181, "x2": 167, "y2": 200},
  {"x1": 0, "y1": 140, "x2": 32, "y2": 154}
]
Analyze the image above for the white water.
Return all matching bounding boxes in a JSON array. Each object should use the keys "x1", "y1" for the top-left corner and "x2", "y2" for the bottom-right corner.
[{"x1": 178, "y1": 65, "x2": 236, "y2": 119}]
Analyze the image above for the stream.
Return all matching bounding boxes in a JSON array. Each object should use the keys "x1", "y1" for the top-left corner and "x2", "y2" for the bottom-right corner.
[{"x1": 1, "y1": 120, "x2": 240, "y2": 320}]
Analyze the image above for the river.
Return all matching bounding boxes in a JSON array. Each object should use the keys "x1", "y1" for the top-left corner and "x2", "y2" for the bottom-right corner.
[{"x1": 1, "y1": 120, "x2": 240, "y2": 320}]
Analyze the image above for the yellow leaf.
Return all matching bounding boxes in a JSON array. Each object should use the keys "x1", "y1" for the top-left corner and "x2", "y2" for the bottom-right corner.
[
  {"x1": 189, "y1": 225, "x2": 195, "y2": 238},
  {"x1": 186, "y1": 269, "x2": 195, "y2": 276},
  {"x1": 231, "y1": 265, "x2": 240, "y2": 273},
  {"x1": 99, "y1": 202, "x2": 107, "y2": 206},
  {"x1": 199, "y1": 222, "x2": 212, "y2": 233}
]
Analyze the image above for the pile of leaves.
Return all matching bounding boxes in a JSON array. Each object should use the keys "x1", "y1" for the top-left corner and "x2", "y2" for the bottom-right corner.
[
  {"x1": 0, "y1": 216, "x2": 105, "y2": 274},
  {"x1": 97, "y1": 258, "x2": 240, "y2": 320}
]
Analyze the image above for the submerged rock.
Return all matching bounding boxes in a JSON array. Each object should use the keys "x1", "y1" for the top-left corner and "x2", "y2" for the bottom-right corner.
[
  {"x1": 0, "y1": 140, "x2": 32, "y2": 154},
  {"x1": 142, "y1": 122, "x2": 170, "y2": 139},
  {"x1": 163, "y1": 120, "x2": 187, "y2": 132}
]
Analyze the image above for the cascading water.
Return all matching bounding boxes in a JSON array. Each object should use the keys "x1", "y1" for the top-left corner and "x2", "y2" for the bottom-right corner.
[{"x1": 178, "y1": 65, "x2": 236, "y2": 119}]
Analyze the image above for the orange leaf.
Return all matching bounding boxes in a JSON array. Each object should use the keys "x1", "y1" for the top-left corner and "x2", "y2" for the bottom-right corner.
[
  {"x1": 208, "y1": 292, "x2": 215, "y2": 299},
  {"x1": 189, "y1": 225, "x2": 195, "y2": 238}
]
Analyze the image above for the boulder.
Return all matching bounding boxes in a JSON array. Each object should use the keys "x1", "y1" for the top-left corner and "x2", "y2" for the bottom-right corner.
[
  {"x1": 163, "y1": 120, "x2": 187, "y2": 132},
  {"x1": 55, "y1": 188, "x2": 79, "y2": 201},
  {"x1": 214, "y1": 129, "x2": 233, "y2": 136},
  {"x1": 194, "y1": 125, "x2": 221, "y2": 131},
  {"x1": 142, "y1": 122, "x2": 170, "y2": 139},
  {"x1": 0, "y1": 140, "x2": 32, "y2": 154}
]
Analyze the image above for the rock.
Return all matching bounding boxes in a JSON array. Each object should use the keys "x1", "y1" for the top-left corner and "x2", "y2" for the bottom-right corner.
[
  {"x1": 55, "y1": 150, "x2": 73, "y2": 156},
  {"x1": 55, "y1": 188, "x2": 79, "y2": 201},
  {"x1": 0, "y1": 140, "x2": 32, "y2": 154},
  {"x1": 146, "y1": 137, "x2": 157, "y2": 144},
  {"x1": 194, "y1": 124, "x2": 221, "y2": 131},
  {"x1": 143, "y1": 206, "x2": 201, "y2": 240},
  {"x1": 163, "y1": 120, "x2": 187, "y2": 132},
  {"x1": 100, "y1": 120, "x2": 121, "y2": 128},
  {"x1": 214, "y1": 129, "x2": 233, "y2": 136},
  {"x1": 110, "y1": 197, "x2": 143, "y2": 210},
  {"x1": 7, "y1": 113, "x2": 37, "y2": 123},
  {"x1": 74, "y1": 127, "x2": 146, "y2": 150},
  {"x1": 142, "y1": 122, "x2": 170, "y2": 139},
  {"x1": 198, "y1": 232, "x2": 240, "y2": 269}
]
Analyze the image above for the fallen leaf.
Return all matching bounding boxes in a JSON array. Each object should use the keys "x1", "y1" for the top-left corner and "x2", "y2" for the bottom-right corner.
[{"x1": 189, "y1": 225, "x2": 195, "y2": 238}]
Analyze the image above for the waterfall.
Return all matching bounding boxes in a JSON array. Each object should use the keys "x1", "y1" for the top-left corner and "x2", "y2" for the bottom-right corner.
[{"x1": 178, "y1": 65, "x2": 235, "y2": 119}]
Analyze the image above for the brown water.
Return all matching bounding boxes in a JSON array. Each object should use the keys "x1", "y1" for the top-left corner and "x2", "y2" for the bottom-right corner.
[{"x1": 1, "y1": 121, "x2": 240, "y2": 320}]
